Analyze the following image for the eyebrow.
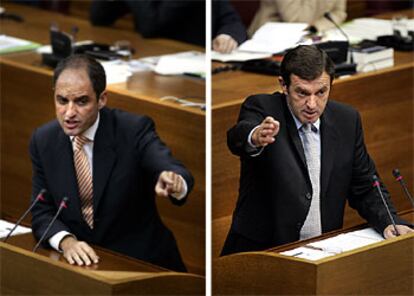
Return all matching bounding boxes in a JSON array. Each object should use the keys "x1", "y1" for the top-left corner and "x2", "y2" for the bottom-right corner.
[
  {"x1": 294, "y1": 85, "x2": 328, "y2": 94},
  {"x1": 56, "y1": 95, "x2": 90, "y2": 101}
]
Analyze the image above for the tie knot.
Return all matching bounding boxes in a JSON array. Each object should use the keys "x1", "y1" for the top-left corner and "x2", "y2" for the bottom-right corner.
[
  {"x1": 74, "y1": 135, "x2": 89, "y2": 151},
  {"x1": 301, "y1": 123, "x2": 317, "y2": 133}
]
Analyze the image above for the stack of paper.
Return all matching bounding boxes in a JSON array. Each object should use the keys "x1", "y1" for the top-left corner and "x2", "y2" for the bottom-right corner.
[
  {"x1": 352, "y1": 46, "x2": 394, "y2": 72},
  {"x1": 0, "y1": 219, "x2": 32, "y2": 239},
  {"x1": 238, "y1": 22, "x2": 309, "y2": 54}
]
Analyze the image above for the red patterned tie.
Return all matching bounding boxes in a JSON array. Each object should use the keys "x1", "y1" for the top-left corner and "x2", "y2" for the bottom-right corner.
[{"x1": 74, "y1": 135, "x2": 94, "y2": 229}]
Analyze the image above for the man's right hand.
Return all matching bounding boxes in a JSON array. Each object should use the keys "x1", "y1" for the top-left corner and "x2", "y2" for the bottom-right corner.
[
  {"x1": 251, "y1": 116, "x2": 280, "y2": 147},
  {"x1": 60, "y1": 236, "x2": 99, "y2": 266}
]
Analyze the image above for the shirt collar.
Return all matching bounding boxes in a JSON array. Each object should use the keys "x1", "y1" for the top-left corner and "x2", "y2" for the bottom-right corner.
[
  {"x1": 286, "y1": 96, "x2": 320, "y2": 131},
  {"x1": 70, "y1": 112, "x2": 100, "y2": 142}
]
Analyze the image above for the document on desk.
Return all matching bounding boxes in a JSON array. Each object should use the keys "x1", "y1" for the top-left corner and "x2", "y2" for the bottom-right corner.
[
  {"x1": 0, "y1": 219, "x2": 31, "y2": 239},
  {"x1": 238, "y1": 22, "x2": 309, "y2": 54},
  {"x1": 211, "y1": 50, "x2": 272, "y2": 62},
  {"x1": 280, "y1": 246, "x2": 335, "y2": 260},
  {"x1": 153, "y1": 51, "x2": 205, "y2": 77},
  {"x1": 280, "y1": 227, "x2": 384, "y2": 261},
  {"x1": 0, "y1": 35, "x2": 41, "y2": 55},
  {"x1": 324, "y1": 18, "x2": 413, "y2": 43}
]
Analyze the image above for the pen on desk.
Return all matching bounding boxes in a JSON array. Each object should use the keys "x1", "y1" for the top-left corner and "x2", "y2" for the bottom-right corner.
[{"x1": 291, "y1": 252, "x2": 303, "y2": 257}]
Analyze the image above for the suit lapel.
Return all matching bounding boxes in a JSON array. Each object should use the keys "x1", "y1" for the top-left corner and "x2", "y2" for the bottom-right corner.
[
  {"x1": 282, "y1": 97, "x2": 307, "y2": 170},
  {"x1": 320, "y1": 105, "x2": 339, "y2": 199},
  {"x1": 54, "y1": 131, "x2": 83, "y2": 218},
  {"x1": 92, "y1": 109, "x2": 117, "y2": 212}
]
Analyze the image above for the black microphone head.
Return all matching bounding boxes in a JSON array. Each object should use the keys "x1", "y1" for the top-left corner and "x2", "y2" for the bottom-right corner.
[
  {"x1": 62, "y1": 196, "x2": 69, "y2": 203},
  {"x1": 39, "y1": 188, "x2": 47, "y2": 195},
  {"x1": 372, "y1": 175, "x2": 378, "y2": 181},
  {"x1": 392, "y1": 169, "x2": 401, "y2": 178}
]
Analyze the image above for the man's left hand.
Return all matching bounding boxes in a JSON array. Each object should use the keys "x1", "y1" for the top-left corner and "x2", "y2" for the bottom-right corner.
[
  {"x1": 155, "y1": 171, "x2": 184, "y2": 197},
  {"x1": 213, "y1": 34, "x2": 238, "y2": 54},
  {"x1": 383, "y1": 224, "x2": 414, "y2": 238}
]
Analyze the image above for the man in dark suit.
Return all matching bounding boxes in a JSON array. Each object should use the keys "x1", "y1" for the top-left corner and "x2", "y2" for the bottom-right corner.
[
  {"x1": 222, "y1": 45, "x2": 413, "y2": 255},
  {"x1": 30, "y1": 54, "x2": 193, "y2": 271}
]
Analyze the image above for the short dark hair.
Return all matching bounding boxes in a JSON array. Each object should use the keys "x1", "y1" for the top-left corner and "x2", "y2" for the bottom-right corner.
[
  {"x1": 53, "y1": 54, "x2": 106, "y2": 100},
  {"x1": 280, "y1": 45, "x2": 335, "y2": 87}
]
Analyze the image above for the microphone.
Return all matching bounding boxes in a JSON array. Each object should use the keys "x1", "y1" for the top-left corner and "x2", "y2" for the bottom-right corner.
[
  {"x1": 3, "y1": 189, "x2": 46, "y2": 243},
  {"x1": 392, "y1": 169, "x2": 414, "y2": 207},
  {"x1": 324, "y1": 12, "x2": 354, "y2": 64},
  {"x1": 32, "y1": 197, "x2": 68, "y2": 252},
  {"x1": 372, "y1": 175, "x2": 399, "y2": 236}
]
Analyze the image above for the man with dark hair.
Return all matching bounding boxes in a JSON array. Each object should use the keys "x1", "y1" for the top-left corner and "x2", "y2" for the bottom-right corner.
[
  {"x1": 221, "y1": 45, "x2": 412, "y2": 255},
  {"x1": 30, "y1": 54, "x2": 193, "y2": 271}
]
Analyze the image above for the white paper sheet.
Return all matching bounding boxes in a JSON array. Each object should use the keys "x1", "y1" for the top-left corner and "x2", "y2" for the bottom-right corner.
[
  {"x1": 0, "y1": 219, "x2": 32, "y2": 239},
  {"x1": 238, "y1": 22, "x2": 308, "y2": 54},
  {"x1": 154, "y1": 51, "x2": 205, "y2": 76},
  {"x1": 211, "y1": 50, "x2": 272, "y2": 62}
]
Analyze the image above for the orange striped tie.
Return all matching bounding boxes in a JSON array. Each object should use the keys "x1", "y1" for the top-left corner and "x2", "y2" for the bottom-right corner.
[{"x1": 74, "y1": 135, "x2": 94, "y2": 229}]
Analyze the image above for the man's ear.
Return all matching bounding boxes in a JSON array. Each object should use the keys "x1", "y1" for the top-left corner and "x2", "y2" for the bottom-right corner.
[
  {"x1": 278, "y1": 76, "x2": 288, "y2": 95},
  {"x1": 98, "y1": 91, "x2": 108, "y2": 109}
]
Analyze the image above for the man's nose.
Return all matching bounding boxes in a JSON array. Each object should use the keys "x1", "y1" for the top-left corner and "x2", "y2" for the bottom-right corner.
[
  {"x1": 65, "y1": 102, "x2": 77, "y2": 117},
  {"x1": 306, "y1": 95, "x2": 317, "y2": 109}
]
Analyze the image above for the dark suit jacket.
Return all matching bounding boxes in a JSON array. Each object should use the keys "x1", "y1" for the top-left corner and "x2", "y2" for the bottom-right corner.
[
  {"x1": 30, "y1": 107, "x2": 194, "y2": 271},
  {"x1": 222, "y1": 92, "x2": 405, "y2": 255},
  {"x1": 90, "y1": 0, "x2": 206, "y2": 46},
  {"x1": 90, "y1": 0, "x2": 247, "y2": 47}
]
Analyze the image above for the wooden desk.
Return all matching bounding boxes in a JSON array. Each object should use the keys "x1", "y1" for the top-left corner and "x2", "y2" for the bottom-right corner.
[
  {"x1": 212, "y1": 10, "x2": 414, "y2": 258},
  {"x1": 1, "y1": 233, "x2": 204, "y2": 295},
  {"x1": 0, "y1": 3, "x2": 205, "y2": 274},
  {"x1": 213, "y1": 210, "x2": 414, "y2": 295}
]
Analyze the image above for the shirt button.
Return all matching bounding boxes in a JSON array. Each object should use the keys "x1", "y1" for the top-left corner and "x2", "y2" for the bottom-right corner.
[{"x1": 305, "y1": 192, "x2": 312, "y2": 200}]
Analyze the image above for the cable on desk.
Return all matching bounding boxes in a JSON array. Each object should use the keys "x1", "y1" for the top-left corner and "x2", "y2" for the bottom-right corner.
[{"x1": 160, "y1": 96, "x2": 205, "y2": 111}]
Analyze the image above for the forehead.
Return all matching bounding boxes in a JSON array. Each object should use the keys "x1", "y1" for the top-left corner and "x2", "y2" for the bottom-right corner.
[
  {"x1": 55, "y1": 68, "x2": 92, "y2": 92},
  {"x1": 290, "y1": 72, "x2": 331, "y2": 89}
]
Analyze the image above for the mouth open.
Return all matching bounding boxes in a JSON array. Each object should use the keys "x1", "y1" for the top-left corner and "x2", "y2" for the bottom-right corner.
[{"x1": 64, "y1": 120, "x2": 80, "y2": 130}]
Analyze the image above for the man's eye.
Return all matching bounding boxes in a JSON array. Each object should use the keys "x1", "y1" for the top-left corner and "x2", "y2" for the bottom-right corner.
[
  {"x1": 57, "y1": 98, "x2": 67, "y2": 104},
  {"x1": 317, "y1": 90, "x2": 325, "y2": 96},
  {"x1": 77, "y1": 99, "x2": 88, "y2": 105}
]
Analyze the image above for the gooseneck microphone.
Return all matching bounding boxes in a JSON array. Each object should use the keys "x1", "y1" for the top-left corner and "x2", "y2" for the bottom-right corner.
[
  {"x1": 3, "y1": 189, "x2": 46, "y2": 242},
  {"x1": 392, "y1": 169, "x2": 414, "y2": 207},
  {"x1": 372, "y1": 175, "x2": 399, "y2": 236},
  {"x1": 324, "y1": 12, "x2": 354, "y2": 64},
  {"x1": 33, "y1": 197, "x2": 68, "y2": 252}
]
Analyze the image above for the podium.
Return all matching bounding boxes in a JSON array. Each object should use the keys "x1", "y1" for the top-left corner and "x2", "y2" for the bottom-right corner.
[
  {"x1": 1, "y1": 234, "x2": 204, "y2": 295},
  {"x1": 213, "y1": 211, "x2": 414, "y2": 295}
]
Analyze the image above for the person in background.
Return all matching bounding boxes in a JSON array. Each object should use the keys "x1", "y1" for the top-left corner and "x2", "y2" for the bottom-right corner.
[
  {"x1": 90, "y1": 0, "x2": 205, "y2": 46},
  {"x1": 248, "y1": 0, "x2": 347, "y2": 36}
]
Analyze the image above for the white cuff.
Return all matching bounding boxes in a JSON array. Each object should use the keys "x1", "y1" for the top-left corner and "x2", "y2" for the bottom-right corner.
[
  {"x1": 170, "y1": 175, "x2": 188, "y2": 200},
  {"x1": 247, "y1": 125, "x2": 265, "y2": 157},
  {"x1": 49, "y1": 231, "x2": 74, "y2": 252}
]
